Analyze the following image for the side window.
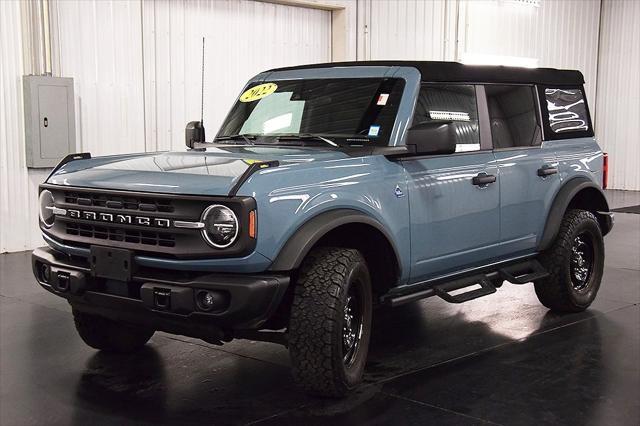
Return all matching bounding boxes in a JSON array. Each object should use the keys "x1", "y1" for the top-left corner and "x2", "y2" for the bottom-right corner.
[
  {"x1": 485, "y1": 85, "x2": 541, "y2": 149},
  {"x1": 413, "y1": 84, "x2": 480, "y2": 152},
  {"x1": 543, "y1": 87, "x2": 591, "y2": 136}
]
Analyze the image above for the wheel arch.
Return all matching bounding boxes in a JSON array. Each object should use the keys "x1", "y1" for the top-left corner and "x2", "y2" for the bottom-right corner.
[
  {"x1": 538, "y1": 177, "x2": 611, "y2": 251},
  {"x1": 269, "y1": 208, "x2": 401, "y2": 296}
]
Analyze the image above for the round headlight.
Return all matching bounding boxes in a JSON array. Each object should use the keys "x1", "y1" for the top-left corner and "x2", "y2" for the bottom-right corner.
[
  {"x1": 39, "y1": 190, "x2": 55, "y2": 228},
  {"x1": 201, "y1": 204, "x2": 239, "y2": 248}
]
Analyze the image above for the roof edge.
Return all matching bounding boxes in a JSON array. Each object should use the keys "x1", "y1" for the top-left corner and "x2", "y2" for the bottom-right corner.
[{"x1": 268, "y1": 60, "x2": 585, "y2": 86}]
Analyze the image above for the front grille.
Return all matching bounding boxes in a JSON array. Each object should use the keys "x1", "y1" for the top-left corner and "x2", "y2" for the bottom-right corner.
[
  {"x1": 66, "y1": 223, "x2": 175, "y2": 247},
  {"x1": 42, "y1": 184, "x2": 256, "y2": 259},
  {"x1": 63, "y1": 191, "x2": 174, "y2": 213}
]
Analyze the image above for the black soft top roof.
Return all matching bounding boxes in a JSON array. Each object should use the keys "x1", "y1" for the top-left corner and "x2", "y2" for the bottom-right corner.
[{"x1": 269, "y1": 60, "x2": 584, "y2": 86}]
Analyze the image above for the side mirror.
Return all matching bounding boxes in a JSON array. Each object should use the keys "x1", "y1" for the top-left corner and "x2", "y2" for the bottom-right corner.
[
  {"x1": 185, "y1": 121, "x2": 206, "y2": 149},
  {"x1": 406, "y1": 121, "x2": 456, "y2": 155}
]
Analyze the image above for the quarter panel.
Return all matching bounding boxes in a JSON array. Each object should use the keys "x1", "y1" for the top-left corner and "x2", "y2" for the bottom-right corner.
[
  {"x1": 546, "y1": 137, "x2": 603, "y2": 187},
  {"x1": 537, "y1": 137, "x2": 605, "y2": 248}
]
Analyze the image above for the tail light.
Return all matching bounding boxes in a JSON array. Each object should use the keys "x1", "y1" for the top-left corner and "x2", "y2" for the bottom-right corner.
[{"x1": 602, "y1": 152, "x2": 609, "y2": 189}]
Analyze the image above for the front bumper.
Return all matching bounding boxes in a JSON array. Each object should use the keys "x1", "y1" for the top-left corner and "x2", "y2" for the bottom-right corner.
[{"x1": 32, "y1": 247, "x2": 290, "y2": 342}]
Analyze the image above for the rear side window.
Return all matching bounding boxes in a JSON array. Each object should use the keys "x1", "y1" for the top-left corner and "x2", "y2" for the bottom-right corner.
[
  {"x1": 413, "y1": 84, "x2": 480, "y2": 152},
  {"x1": 542, "y1": 87, "x2": 593, "y2": 138},
  {"x1": 485, "y1": 85, "x2": 541, "y2": 149}
]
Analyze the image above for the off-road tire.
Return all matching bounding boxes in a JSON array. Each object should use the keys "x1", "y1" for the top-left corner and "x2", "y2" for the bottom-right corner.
[
  {"x1": 535, "y1": 209, "x2": 604, "y2": 312},
  {"x1": 289, "y1": 247, "x2": 372, "y2": 397},
  {"x1": 73, "y1": 310, "x2": 155, "y2": 353}
]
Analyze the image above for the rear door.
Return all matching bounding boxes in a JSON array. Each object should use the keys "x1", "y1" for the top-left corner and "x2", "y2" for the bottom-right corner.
[
  {"x1": 484, "y1": 84, "x2": 561, "y2": 257},
  {"x1": 403, "y1": 84, "x2": 500, "y2": 284}
]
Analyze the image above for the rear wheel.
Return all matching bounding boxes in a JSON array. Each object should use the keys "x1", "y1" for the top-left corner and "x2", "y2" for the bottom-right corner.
[
  {"x1": 535, "y1": 209, "x2": 604, "y2": 312},
  {"x1": 288, "y1": 247, "x2": 372, "y2": 397},
  {"x1": 73, "y1": 310, "x2": 155, "y2": 353}
]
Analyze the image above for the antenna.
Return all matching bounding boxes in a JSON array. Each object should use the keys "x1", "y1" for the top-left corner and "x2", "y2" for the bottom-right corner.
[{"x1": 200, "y1": 36, "x2": 205, "y2": 124}]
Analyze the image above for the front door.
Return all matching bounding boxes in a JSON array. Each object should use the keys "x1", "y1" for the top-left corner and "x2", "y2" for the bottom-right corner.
[{"x1": 404, "y1": 84, "x2": 500, "y2": 284}]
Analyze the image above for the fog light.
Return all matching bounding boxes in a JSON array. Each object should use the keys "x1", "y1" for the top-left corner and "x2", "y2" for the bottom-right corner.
[
  {"x1": 195, "y1": 290, "x2": 229, "y2": 312},
  {"x1": 41, "y1": 264, "x2": 51, "y2": 283}
]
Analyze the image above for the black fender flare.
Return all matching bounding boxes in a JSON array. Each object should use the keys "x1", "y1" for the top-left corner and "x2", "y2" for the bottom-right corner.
[
  {"x1": 538, "y1": 177, "x2": 611, "y2": 251},
  {"x1": 268, "y1": 208, "x2": 402, "y2": 275}
]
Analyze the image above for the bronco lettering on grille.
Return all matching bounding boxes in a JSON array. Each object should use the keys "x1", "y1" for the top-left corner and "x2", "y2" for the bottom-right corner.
[{"x1": 61, "y1": 209, "x2": 171, "y2": 228}]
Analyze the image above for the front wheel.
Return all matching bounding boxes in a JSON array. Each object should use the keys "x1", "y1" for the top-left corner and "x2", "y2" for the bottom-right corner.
[
  {"x1": 535, "y1": 209, "x2": 604, "y2": 312},
  {"x1": 288, "y1": 247, "x2": 372, "y2": 397}
]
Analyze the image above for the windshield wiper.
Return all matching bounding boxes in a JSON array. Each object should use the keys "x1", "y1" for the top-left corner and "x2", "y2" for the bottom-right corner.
[
  {"x1": 276, "y1": 133, "x2": 338, "y2": 147},
  {"x1": 214, "y1": 134, "x2": 256, "y2": 145}
]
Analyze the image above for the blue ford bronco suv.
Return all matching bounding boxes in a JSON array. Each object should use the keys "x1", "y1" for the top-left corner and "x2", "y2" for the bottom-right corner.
[{"x1": 33, "y1": 61, "x2": 613, "y2": 397}]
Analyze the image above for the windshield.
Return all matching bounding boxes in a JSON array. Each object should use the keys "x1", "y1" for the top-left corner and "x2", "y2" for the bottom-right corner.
[{"x1": 217, "y1": 78, "x2": 405, "y2": 146}]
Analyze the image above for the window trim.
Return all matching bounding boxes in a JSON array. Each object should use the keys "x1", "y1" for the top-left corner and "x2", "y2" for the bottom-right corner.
[
  {"x1": 475, "y1": 85, "x2": 493, "y2": 151},
  {"x1": 538, "y1": 84, "x2": 594, "y2": 140}
]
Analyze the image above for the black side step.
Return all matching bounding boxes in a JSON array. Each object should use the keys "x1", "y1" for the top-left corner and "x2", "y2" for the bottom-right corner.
[
  {"x1": 382, "y1": 257, "x2": 547, "y2": 307},
  {"x1": 499, "y1": 260, "x2": 548, "y2": 284},
  {"x1": 433, "y1": 275, "x2": 496, "y2": 304}
]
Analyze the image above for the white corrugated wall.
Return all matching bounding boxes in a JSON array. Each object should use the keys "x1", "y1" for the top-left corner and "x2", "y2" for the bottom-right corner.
[
  {"x1": 50, "y1": 0, "x2": 146, "y2": 156},
  {"x1": 361, "y1": 0, "x2": 456, "y2": 61},
  {"x1": 142, "y1": 0, "x2": 331, "y2": 151},
  {"x1": 595, "y1": 0, "x2": 640, "y2": 191},
  {"x1": 0, "y1": 0, "x2": 50, "y2": 253}
]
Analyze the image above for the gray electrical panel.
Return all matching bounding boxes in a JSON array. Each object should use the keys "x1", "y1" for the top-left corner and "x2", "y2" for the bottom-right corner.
[{"x1": 23, "y1": 75, "x2": 76, "y2": 168}]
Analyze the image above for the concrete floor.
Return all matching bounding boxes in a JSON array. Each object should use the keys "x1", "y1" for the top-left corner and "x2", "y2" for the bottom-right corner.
[{"x1": 1, "y1": 191, "x2": 639, "y2": 425}]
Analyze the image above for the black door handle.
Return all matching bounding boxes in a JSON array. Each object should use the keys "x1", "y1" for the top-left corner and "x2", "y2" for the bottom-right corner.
[
  {"x1": 472, "y1": 173, "x2": 496, "y2": 186},
  {"x1": 537, "y1": 166, "x2": 558, "y2": 177}
]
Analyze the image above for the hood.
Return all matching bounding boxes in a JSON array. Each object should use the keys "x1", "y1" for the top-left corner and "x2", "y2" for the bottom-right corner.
[{"x1": 47, "y1": 145, "x2": 351, "y2": 196}]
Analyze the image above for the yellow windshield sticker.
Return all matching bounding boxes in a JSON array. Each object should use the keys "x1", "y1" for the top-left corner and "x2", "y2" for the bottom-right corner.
[{"x1": 239, "y1": 83, "x2": 278, "y2": 103}]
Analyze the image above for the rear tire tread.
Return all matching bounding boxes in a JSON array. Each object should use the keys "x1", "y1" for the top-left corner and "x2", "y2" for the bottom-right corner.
[{"x1": 535, "y1": 209, "x2": 603, "y2": 313}]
